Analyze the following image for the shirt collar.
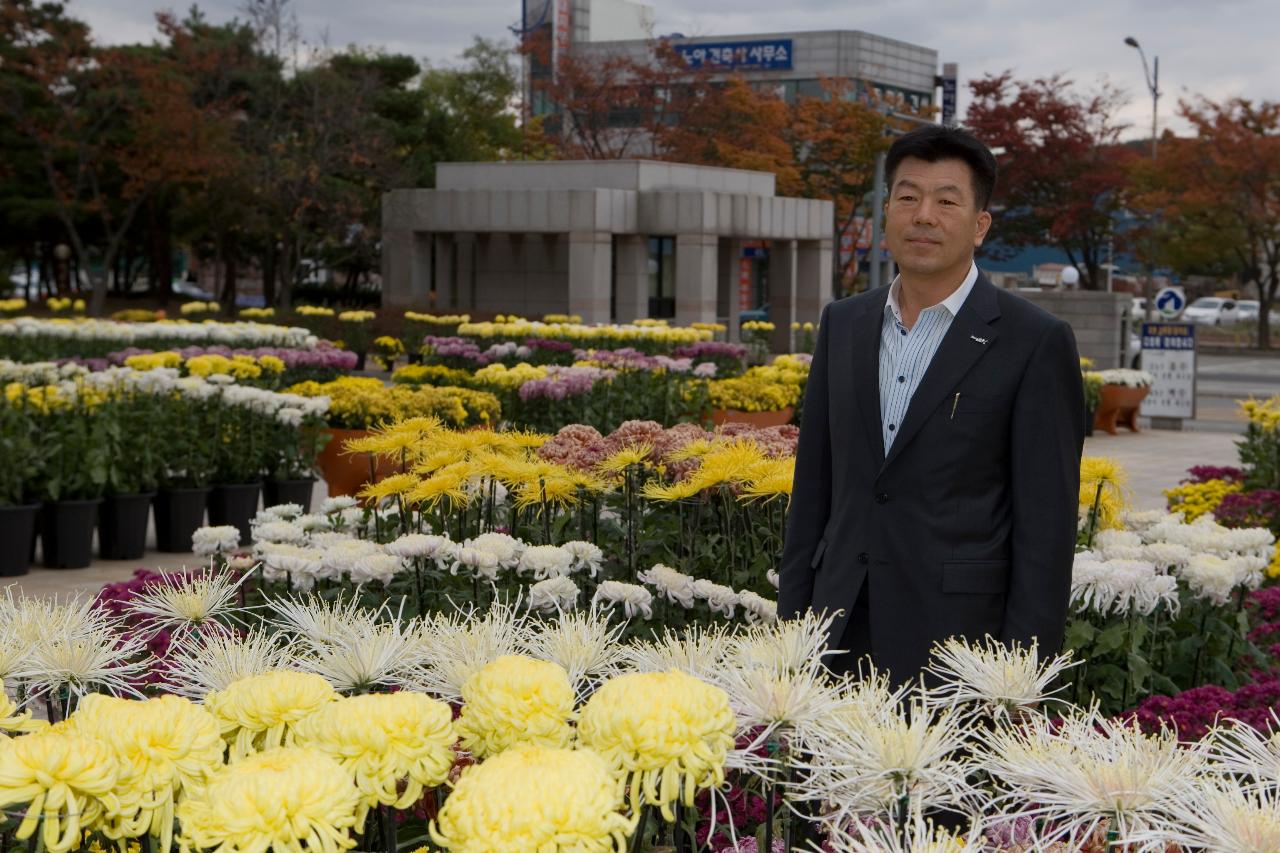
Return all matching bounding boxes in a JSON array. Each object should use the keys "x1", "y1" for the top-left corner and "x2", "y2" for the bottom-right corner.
[{"x1": 885, "y1": 261, "x2": 980, "y2": 324}]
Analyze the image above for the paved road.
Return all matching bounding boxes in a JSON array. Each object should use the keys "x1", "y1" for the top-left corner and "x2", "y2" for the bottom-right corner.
[{"x1": 1143, "y1": 351, "x2": 1280, "y2": 432}]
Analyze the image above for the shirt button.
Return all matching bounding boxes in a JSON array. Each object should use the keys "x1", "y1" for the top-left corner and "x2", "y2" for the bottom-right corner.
[
  {"x1": 857, "y1": 553, "x2": 870, "y2": 565},
  {"x1": 897, "y1": 376, "x2": 905, "y2": 383},
  {"x1": 876, "y1": 493, "x2": 890, "y2": 504},
  {"x1": 899, "y1": 328, "x2": 907, "y2": 336},
  {"x1": 888, "y1": 424, "x2": 896, "y2": 432}
]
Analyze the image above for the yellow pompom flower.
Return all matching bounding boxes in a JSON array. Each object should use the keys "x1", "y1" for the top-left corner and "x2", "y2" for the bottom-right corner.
[
  {"x1": 176, "y1": 747, "x2": 359, "y2": 853},
  {"x1": 430, "y1": 745, "x2": 633, "y2": 852},
  {"x1": 0, "y1": 729, "x2": 122, "y2": 853},
  {"x1": 578, "y1": 670, "x2": 735, "y2": 821},
  {"x1": 257, "y1": 354, "x2": 286, "y2": 374},
  {"x1": 455, "y1": 655, "x2": 575, "y2": 759},
  {"x1": 292, "y1": 692, "x2": 456, "y2": 823},
  {"x1": 1165, "y1": 478, "x2": 1242, "y2": 522},
  {"x1": 70, "y1": 694, "x2": 225, "y2": 853},
  {"x1": 203, "y1": 670, "x2": 337, "y2": 760}
]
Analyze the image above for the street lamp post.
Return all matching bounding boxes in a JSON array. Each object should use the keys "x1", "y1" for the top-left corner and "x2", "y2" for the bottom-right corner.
[{"x1": 1125, "y1": 36, "x2": 1160, "y2": 320}]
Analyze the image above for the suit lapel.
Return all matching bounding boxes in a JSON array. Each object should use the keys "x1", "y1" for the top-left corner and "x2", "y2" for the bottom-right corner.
[
  {"x1": 879, "y1": 275, "x2": 1002, "y2": 476},
  {"x1": 852, "y1": 287, "x2": 890, "y2": 469}
]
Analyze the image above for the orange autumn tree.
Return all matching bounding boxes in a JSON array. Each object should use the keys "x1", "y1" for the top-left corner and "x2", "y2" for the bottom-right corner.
[
  {"x1": 0, "y1": 3, "x2": 243, "y2": 314},
  {"x1": 1131, "y1": 97, "x2": 1280, "y2": 348}
]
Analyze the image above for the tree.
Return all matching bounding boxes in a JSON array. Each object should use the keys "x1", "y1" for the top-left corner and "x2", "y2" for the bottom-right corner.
[
  {"x1": 965, "y1": 72, "x2": 1136, "y2": 290},
  {"x1": 0, "y1": 2, "x2": 242, "y2": 314},
  {"x1": 1132, "y1": 98, "x2": 1280, "y2": 348}
]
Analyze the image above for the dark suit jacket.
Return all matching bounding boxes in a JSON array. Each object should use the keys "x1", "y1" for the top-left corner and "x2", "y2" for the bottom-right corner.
[{"x1": 778, "y1": 272, "x2": 1085, "y2": 683}]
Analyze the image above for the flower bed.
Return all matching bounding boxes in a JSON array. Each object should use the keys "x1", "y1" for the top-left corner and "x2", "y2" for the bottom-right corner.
[{"x1": 0, "y1": 317, "x2": 318, "y2": 359}]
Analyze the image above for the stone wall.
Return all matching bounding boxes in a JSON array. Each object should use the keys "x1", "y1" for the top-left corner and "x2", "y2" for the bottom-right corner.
[{"x1": 1015, "y1": 289, "x2": 1132, "y2": 369}]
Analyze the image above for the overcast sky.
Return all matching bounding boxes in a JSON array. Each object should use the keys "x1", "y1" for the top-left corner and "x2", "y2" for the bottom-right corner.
[{"x1": 72, "y1": 0, "x2": 1277, "y2": 138}]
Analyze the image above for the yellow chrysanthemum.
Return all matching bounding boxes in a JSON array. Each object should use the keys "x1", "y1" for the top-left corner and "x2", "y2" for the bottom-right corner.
[
  {"x1": 356, "y1": 472, "x2": 420, "y2": 503},
  {"x1": 1080, "y1": 456, "x2": 1129, "y2": 531},
  {"x1": 292, "y1": 692, "x2": 455, "y2": 823},
  {"x1": 639, "y1": 479, "x2": 705, "y2": 502},
  {"x1": 430, "y1": 745, "x2": 633, "y2": 852},
  {"x1": 0, "y1": 729, "x2": 122, "y2": 853},
  {"x1": 1164, "y1": 478, "x2": 1242, "y2": 522},
  {"x1": 70, "y1": 694, "x2": 225, "y2": 853},
  {"x1": 737, "y1": 456, "x2": 796, "y2": 501},
  {"x1": 0, "y1": 682, "x2": 44, "y2": 735},
  {"x1": 596, "y1": 443, "x2": 654, "y2": 474},
  {"x1": 176, "y1": 747, "x2": 359, "y2": 853},
  {"x1": 578, "y1": 670, "x2": 735, "y2": 821},
  {"x1": 455, "y1": 655, "x2": 575, "y2": 759},
  {"x1": 203, "y1": 670, "x2": 337, "y2": 760}
]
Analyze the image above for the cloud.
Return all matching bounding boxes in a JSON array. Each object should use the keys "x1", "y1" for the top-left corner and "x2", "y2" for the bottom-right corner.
[{"x1": 73, "y1": 0, "x2": 1275, "y2": 137}]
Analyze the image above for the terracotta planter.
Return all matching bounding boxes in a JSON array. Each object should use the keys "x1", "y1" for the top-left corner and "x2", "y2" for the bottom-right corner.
[
  {"x1": 1094, "y1": 385, "x2": 1150, "y2": 435},
  {"x1": 710, "y1": 406, "x2": 795, "y2": 428},
  {"x1": 315, "y1": 428, "x2": 400, "y2": 497}
]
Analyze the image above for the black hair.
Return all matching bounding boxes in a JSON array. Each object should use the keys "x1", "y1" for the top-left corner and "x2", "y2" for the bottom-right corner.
[{"x1": 884, "y1": 125, "x2": 998, "y2": 211}]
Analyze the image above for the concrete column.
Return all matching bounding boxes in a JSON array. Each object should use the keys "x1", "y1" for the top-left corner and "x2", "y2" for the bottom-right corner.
[
  {"x1": 769, "y1": 239, "x2": 797, "y2": 353},
  {"x1": 716, "y1": 238, "x2": 745, "y2": 343},
  {"x1": 453, "y1": 234, "x2": 476, "y2": 311},
  {"x1": 380, "y1": 229, "x2": 414, "y2": 309},
  {"x1": 796, "y1": 238, "x2": 833, "y2": 325},
  {"x1": 568, "y1": 231, "x2": 612, "y2": 324},
  {"x1": 675, "y1": 233, "x2": 718, "y2": 325},
  {"x1": 614, "y1": 234, "x2": 648, "y2": 323},
  {"x1": 432, "y1": 234, "x2": 454, "y2": 311}
]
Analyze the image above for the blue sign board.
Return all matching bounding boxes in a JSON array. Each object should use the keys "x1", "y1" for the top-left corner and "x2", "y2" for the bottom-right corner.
[{"x1": 676, "y1": 40, "x2": 793, "y2": 71}]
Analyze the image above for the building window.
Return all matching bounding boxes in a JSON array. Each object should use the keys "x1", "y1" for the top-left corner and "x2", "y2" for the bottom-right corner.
[{"x1": 647, "y1": 236, "x2": 675, "y2": 319}]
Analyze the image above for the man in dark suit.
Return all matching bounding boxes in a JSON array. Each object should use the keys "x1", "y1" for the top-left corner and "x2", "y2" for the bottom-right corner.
[{"x1": 778, "y1": 125, "x2": 1085, "y2": 683}]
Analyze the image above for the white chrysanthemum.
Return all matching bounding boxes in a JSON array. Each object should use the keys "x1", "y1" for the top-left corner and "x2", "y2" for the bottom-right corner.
[
  {"x1": 256, "y1": 503, "x2": 304, "y2": 522},
  {"x1": 1179, "y1": 554, "x2": 1249, "y2": 605},
  {"x1": 348, "y1": 553, "x2": 404, "y2": 585},
  {"x1": 521, "y1": 608, "x2": 626, "y2": 699},
  {"x1": 466, "y1": 532, "x2": 525, "y2": 569},
  {"x1": 527, "y1": 576, "x2": 580, "y2": 614},
  {"x1": 826, "y1": 811, "x2": 987, "y2": 852},
  {"x1": 449, "y1": 546, "x2": 502, "y2": 581},
  {"x1": 320, "y1": 496, "x2": 358, "y2": 514},
  {"x1": 637, "y1": 563, "x2": 697, "y2": 608},
  {"x1": 252, "y1": 520, "x2": 305, "y2": 544},
  {"x1": 164, "y1": 627, "x2": 293, "y2": 698},
  {"x1": 1071, "y1": 555, "x2": 1178, "y2": 616},
  {"x1": 404, "y1": 601, "x2": 526, "y2": 700},
  {"x1": 258, "y1": 543, "x2": 325, "y2": 590},
  {"x1": 560, "y1": 540, "x2": 604, "y2": 577},
  {"x1": 1094, "y1": 528, "x2": 1143, "y2": 551},
  {"x1": 794, "y1": 690, "x2": 977, "y2": 823},
  {"x1": 268, "y1": 593, "x2": 381, "y2": 646},
  {"x1": 1142, "y1": 541, "x2": 1194, "y2": 570},
  {"x1": 619, "y1": 623, "x2": 732, "y2": 679},
  {"x1": 294, "y1": 513, "x2": 331, "y2": 532},
  {"x1": 191, "y1": 525, "x2": 242, "y2": 556},
  {"x1": 319, "y1": 539, "x2": 383, "y2": 581},
  {"x1": 126, "y1": 569, "x2": 251, "y2": 640},
  {"x1": 306, "y1": 530, "x2": 356, "y2": 549},
  {"x1": 1206, "y1": 716, "x2": 1280, "y2": 786},
  {"x1": 18, "y1": 623, "x2": 152, "y2": 707},
  {"x1": 766, "y1": 569, "x2": 780, "y2": 589},
  {"x1": 384, "y1": 533, "x2": 452, "y2": 560},
  {"x1": 737, "y1": 590, "x2": 777, "y2": 624},
  {"x1": 692, "y1": 579, "x2": 739, "y2": 618},
  {"x1": 592, "y1": 581, "x2": 653, "y2": 619},
  {"x1": 296, "y1": 616, "x2": 424, "y2": 694},
  {"x1": 516, "y1": 545, "x2": 574, "y2": 580},
  {"x1": 1127, "y1": 779, "x2": 1280, "y2": 852},
  {"x1": 925, "y1": 636, "x2": 1075, "y2": 722},
  {"x1": 980, "y1": 710, "x2": 1206, "y2": 845}
]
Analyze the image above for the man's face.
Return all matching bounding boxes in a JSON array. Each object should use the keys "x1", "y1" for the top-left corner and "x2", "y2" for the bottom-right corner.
[{"x1": 884, "y1": 156, "x2": 992, "y2": 280}]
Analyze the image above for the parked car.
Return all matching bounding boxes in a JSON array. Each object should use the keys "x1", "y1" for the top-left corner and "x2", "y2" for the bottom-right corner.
[
  {"x1": 172, "y1": 280, "x2": 217, "y2": 301},
  {"x1": 1182, "y1": 296, "x2": 1240, "y2": 325},
  {"x1": 1130, "y1": 296, "x2": 1147, "y2": 318},
  {"x1": 739, "y1": 304, "x2": 770, "y2": 324},
  {"x1": 1237, "y1": 300, "x2": 1261, "y2": 323}
]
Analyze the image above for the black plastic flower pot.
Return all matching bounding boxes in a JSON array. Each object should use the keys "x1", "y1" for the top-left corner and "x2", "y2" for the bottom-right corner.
[
  {"x1": 154, "y1": 487, "x2": 211, "y2": 553},
  {"x1": 0, "y1": 503, "x2": 40, "y2": 577},
  {"x1": 208, "y1": 482, "x2": 262, "y2": 546},
  {"x1": 99, "y1": 492, "x2": 156, "y2": 560},
  {"x1": 40, "y1": 498, "x2": 102, "y2": 569},
  {"x1": 263, "y1": 477, "x2": 316, "y2": 512}
]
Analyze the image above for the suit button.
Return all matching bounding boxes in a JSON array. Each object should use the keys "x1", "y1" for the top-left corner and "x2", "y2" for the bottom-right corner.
[
  {"x1": 875, "y1": 493, "x2": 890, "y2": 504},
  {"x1": 857, "y1": 553, "x2": 869, "y2": 565}
]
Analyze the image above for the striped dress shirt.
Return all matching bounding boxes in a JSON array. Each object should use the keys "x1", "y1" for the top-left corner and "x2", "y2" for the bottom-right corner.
[{"x1": 879, "y1": 262, "x2": 979, "y2": 454}]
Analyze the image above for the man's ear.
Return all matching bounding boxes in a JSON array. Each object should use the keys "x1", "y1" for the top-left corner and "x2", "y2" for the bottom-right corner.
[{"x1": 974, "y1": 210, "x2": 993, "y2": 247}]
